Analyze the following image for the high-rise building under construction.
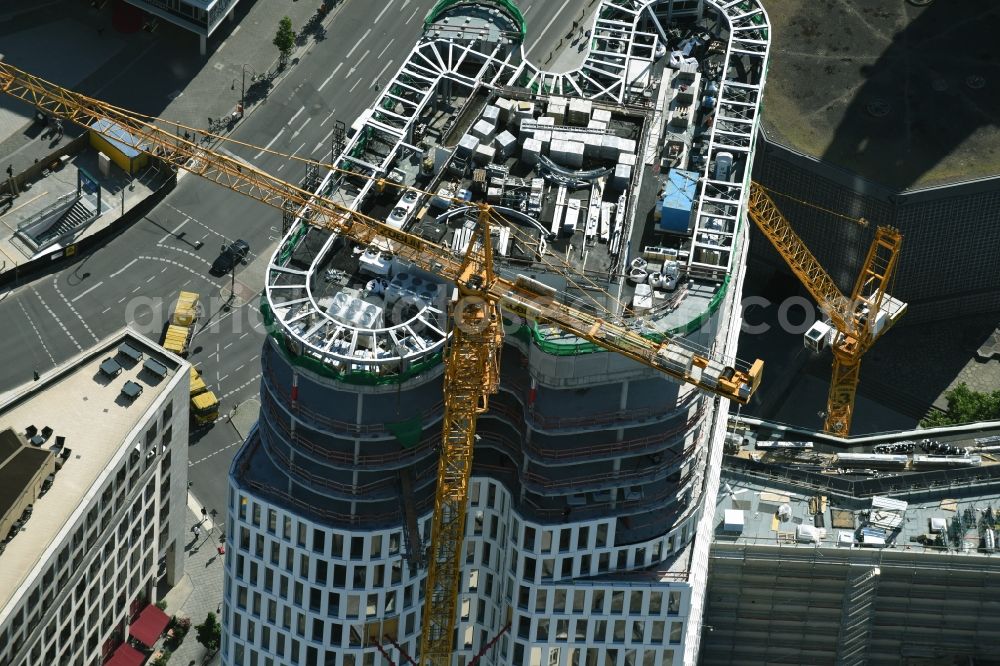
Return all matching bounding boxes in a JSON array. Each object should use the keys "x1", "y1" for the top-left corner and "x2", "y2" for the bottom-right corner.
[{"x1": 221, "y1": 1, "x2": 770, "y2": 664}]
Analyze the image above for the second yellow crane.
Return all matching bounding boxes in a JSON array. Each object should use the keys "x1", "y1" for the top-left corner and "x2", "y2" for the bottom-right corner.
[{"x1": 746, "y1": 182, "x2": 905, "y2": 436}]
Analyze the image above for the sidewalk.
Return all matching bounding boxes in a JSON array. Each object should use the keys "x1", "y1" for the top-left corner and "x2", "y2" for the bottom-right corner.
[
  {"x1": 160, "y1": 495, "x2": 227, "y2": 666},
  {"x1": 0, "y1": 0, "x2": 339, "y2": 175}
]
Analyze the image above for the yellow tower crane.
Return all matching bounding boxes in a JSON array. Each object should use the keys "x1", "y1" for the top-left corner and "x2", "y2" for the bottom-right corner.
[
  {"x1": 746, "y1": 182, "x2": 905, "y2": 437},
  {"x1": 0, "y1": 62, "x2": 764, "y2": 664}
]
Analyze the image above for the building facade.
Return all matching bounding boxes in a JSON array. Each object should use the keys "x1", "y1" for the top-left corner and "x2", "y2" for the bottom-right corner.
[
  {"x1": 222, "y1": 0, "x2": 770, "y2": 664},
  {"x1": 0, "y1": 330, "x2": 189, "y2": 666},
  {"x1": 124, "y1": 0, "x2": 241, "y2": 54}
]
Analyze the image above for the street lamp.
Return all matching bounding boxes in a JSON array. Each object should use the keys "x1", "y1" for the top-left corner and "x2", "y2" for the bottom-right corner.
[{"x1": 239, "y1": 63, "x2": 256, "y2": 117}]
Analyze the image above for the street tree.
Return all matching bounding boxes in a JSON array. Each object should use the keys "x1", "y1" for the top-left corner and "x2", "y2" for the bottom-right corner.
[
  {"x1": 921, "y1": 383, "x2": 1000, "y2": 427},
  {"x1": 273, "y1": 16, "x2": 296, "y2": 69},
  {"x1": 195, "y1": 612, "x2": 222, "y2": 656}
]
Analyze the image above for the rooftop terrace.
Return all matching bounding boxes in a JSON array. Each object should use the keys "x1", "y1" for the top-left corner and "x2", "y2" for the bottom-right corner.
[
  {"x1": 717, "y1": 419, "x2": 1000, "y2": 557},
  {"x1": 0, "y1": 331, "x2": 184, "y2": 618}
]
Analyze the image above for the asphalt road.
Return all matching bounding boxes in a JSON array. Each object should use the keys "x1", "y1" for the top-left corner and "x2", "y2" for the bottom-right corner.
[{"x1": 0, "y1": 0, "x2": 588, "y2": 517}]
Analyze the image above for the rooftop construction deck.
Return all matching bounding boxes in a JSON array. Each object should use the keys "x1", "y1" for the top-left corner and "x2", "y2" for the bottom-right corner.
[
  {"x1": 760, "y1": 0, "x2": 1000, "y2": 189},
  {"x1": 263, "y1": 0, "x2": 769, "y2": 381},
  {"x1": 719, "y1": 419, "x2": 1000, "y2": 555}
]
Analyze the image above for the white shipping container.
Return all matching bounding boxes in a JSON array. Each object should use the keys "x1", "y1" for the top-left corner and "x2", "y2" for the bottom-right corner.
[
  {"x1": 482, "y1": 105, "x2": 500, "y2": 125},
  {"x1": 457, "y1": 133, "x2": 480, "y2": 157},
  {"x1": 494, "y1": 130, "x2": 517, "y2": 159},
  {"x1": 521, "y1": 138, "x2": 542, "y2": 165},
  {"x1": 472, "y1": 119, "x2": 495, "y2": 142},
  {"x1": 474, "y1": 144, "x2": 496, "y2": 165},
  {"x1": 592, "y1": 108, "x2": 612, "y2": 123}
]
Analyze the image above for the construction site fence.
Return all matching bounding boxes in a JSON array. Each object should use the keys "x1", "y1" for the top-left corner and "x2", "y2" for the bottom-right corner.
[
  {"x1": 262, "y1": 353, "x2": 445, "y2": 435},
  {"x1": 424, "y1": 0, "x2": 527, "y2": 38},
  {"x1": 724, "y1": 454, "x2": 1000, "y2": 503}
]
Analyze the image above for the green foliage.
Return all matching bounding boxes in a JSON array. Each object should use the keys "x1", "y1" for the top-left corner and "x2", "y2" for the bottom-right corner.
[
  {"x1": 151, "y1": 651, "x2": 171, "y2": 666},
  {"x1": 921, "y1": 383, "x2": 1000, "y2": 427},
  {"x1": 195, "y1": 612, "x2": 222, "y2": 655},
  {"x1": 155, "y1": 599, "x2": 168, "y2": 611},
  {"x1": 273, "y1": 16, "x2": 296, "y2": 62}
]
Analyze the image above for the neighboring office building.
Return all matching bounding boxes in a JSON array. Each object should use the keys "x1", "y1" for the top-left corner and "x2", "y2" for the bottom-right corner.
[
  {"x1": 0, "y1": 329, "x2": 190, "y2": 666},
  {"x1": 221, "y1": 1, "x2": 770, "y2": 665},
  {"x1": 702, "y1": 422, "x2": 1000, "y2": 665},
  {"x1": 124, "y1": 0, "x2": 242, "y2": 54}
]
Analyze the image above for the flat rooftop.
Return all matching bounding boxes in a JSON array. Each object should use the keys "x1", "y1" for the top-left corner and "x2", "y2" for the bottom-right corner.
[
  {"x1": 717, "y1": 421, "x2": 1000, "y2": 556},
  {"x1": 760, "y1": 0, "x2": 1000, "y2": 189},
  {"x1": 0, "y1": 330, "x2": 183, "y2": 617}
]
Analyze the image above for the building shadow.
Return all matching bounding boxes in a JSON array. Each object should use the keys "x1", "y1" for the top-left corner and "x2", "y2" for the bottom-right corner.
[{"x1": 816, "y1": 0, "x2": 1000, "y2": 190}]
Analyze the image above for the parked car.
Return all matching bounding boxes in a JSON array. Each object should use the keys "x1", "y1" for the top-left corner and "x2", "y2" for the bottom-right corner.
[{"x1": 210, "y1": 239, "x2": 250, "y2": 276}]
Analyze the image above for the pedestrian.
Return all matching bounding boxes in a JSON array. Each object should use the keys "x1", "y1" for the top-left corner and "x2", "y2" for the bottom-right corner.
[
  {"x1": 193, "y1": 524, "x2": 201, "y2": 538},
  {"x1": 5, "y1": 164, "x2": 12, "y2": 178}
]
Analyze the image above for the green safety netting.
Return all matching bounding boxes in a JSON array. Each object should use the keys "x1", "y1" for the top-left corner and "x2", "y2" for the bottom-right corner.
[
  {"x1": 424, "y1": 0, "x2": 527, "y2": 39},
  {"x1": 386, "y1": 416, "x2": 424, "y2": 449}
]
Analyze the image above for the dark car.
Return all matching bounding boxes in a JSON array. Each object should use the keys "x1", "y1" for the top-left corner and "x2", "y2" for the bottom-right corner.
[{"x1": 210, "y1": 239, "x2": 250, "y2": 276}]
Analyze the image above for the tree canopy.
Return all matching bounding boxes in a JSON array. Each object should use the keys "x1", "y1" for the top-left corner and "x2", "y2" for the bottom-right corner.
[
  {"x1": 921, "y1": 383, "x2": 1000, "y2": 427},
  {"x1": 273, "y1": 16, "x2": 296, "y2": 63}
]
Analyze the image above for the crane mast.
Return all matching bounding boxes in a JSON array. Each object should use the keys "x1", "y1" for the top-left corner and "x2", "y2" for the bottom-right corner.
[{"x1": 0, "y1": 61, "x2": 765, "y2": 664}]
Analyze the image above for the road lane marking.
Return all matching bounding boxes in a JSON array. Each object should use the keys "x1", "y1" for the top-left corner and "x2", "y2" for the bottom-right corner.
[
  {"x1": 158, "y1": 217, "x2": 189, "y2": 244},
  {"x1": 288, "y1": 105, "x2": 305, "y2": 125},
  {"x1": 377, "y1": 40, "x2": 395, "y2": 59},
  {"x1": 345, "y1": 29, "x2": 371, "y2": 59},
  {"x1": 234, "y1": 364, "x2": 246, "y2": 372},
  {"x1": 70, "y1": 280, "x2": 104, "y2": 303},
  {"x1": 405, "y1": 7, "x2": 418, "y2": 23},
  {"x1": 254, "y1": 127, "x2": 285, "y2": 159},
  {"x1": 525, "y1": 0, "x2": 573, "y2": 57},
  {"x1": 146, "y1": 275, "x2": 156, "y2": 283},
  {"x1": 320, "y1": 109, "x2": 337, "y2": 126},
  {"x1": 292, "y1": 116, "x2": 311, "y2": 138},
  {"x1": 101, "y1": 307, "x2": 111, "y2": 314},
  {"x1": 32, "y1": 288, "x2": 82, "y2": 351},
  {"x1": 239, "y1": 332, "x2": 250, "y2": 340},
  {"x1": 18, "y1": 300, "x2": 56, "y2": 365},
  {"x1": 189, "y1": 440, "x2": 244, "y2": 467},
  {"x1": 221, "y1": 372, "x2": 262, "y2": 400},
  {"x1": 349, "y1": 78, "x2": 362, "y2": 93},
  {"x1": 110, "y1": 258, "x2": 138, "y2": 278},
  {"x1": 374, "y1": 0, "x2": 394, "y2": 24},
  {"x1": 223, "y1": 342, "x2": 233, "y2": 350},
  {"x1": 290, "y1": 141, "x2": 307, "y2": 158},
  {"x1": 52, "y1": 281, "x2": 99, "y2": 342},
  {"x1": 373, "y1": 59, "x2": 395, "y2": 86},
  {"x1": 318, "y1": 63, "x2": 344, "y2": 92}
]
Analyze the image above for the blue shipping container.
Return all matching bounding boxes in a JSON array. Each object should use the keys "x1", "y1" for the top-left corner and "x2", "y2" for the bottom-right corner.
[{"x1": 659, "y1": 168, "x2": 698, "y2": 234}]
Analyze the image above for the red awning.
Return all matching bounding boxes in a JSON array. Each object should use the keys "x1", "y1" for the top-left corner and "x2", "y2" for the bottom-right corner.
[
  {"x1": 105, "y1": 643, "x2": 145, "y2": 666},
  {"x1": 128, "y1": 604, "x2": 171, "y2": 647}
]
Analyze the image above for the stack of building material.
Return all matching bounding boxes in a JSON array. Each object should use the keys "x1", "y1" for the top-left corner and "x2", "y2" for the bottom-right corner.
[
  {"x1": 612, "y1": 163, "x2": 632, "y2": 190},
  {"x1": 521, "y1": 137, "x2": 542, "y2": 165},
  {"x1": 551, "y1": 139, "x2": 584, "y2": 168},
  {"x1": 472, "y1": 119, "x2": 495, "y2": 143},
  {"x1": 457, "y1": 134, "x2": 480, "y2": 158},
  {"x1": 494, "y1": 130, "x2": 517, "y2": 159},
  {"x1": 546, "y1": 97, "x2": 567, "y2": 123},
  {"x1": 619, "y1": 152, "x2": 637, "y2": 168},
  {"x1": 486, "y1": 186, "x2": 503, "y2": 203},
  {"x1": 592, "y1": 108, "x2": 612, "y2": 124},
  {"x1": 567, "y1": 98, "x2": 592, "y2": 126},
  {"x1": 515, "y1": 101, "x2": 535, "y2": 124},
  {"x1": 494, "y1": 97, "x2": 514, "y2": 126},
  {"x1": 600, "y1": 135, "x2": 621, "y2": 160},
  {"x1": 482, "y1": 105, "x2": 500, "y2": 128},
  {"x1": 474, "y1": 144, "x2": 496, "y2": 165},
  {"x1": 588, "y1": 119, "x2": 608, "y2": 132}
]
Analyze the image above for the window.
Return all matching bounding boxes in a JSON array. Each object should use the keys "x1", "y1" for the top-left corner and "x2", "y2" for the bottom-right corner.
[
  {"x1": 350, "y1": 537, "x2": 364, "y2": 559},
  {"x1": 313, "y1": 529, "x2": 325, "y2": 553},
  {"x1": 523, "y1": 526, "x2": 535, "y2": 550},
  {"x1": 669, "y1": 622, "x2": 683, "y2": 644},
  {"x1": 267, "y1": 509, "x2": 277, "y2": 534},
  {"x1": 163, "y1": 401, "x2": 173, "y2": 422}
]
